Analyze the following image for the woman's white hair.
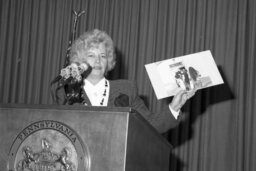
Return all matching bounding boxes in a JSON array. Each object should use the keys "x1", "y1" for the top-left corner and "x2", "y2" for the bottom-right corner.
[{"x1": 70, "y1": 29, "x2": 116, "y2": 71}]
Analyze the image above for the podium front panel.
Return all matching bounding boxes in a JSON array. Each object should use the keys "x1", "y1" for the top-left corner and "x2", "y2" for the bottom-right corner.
[{"x1": 0, "y1": 104, "x2": 130, "y2": 171}]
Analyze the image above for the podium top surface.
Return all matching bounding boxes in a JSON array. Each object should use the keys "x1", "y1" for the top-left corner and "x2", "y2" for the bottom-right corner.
[{"x1": 0, "y1": 103, "x2": 132, "y2": 113}]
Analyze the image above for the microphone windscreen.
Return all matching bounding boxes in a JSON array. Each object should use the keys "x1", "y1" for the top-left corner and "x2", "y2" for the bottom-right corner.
[
  {"x1": 79, "y1": 63, "x2": 88, "y2": 70},
  {"x1": 78, "y1": 63, "x2": 89, "y2": 74},
  {"x1": 81, "y1": 65, "x2": 92, "y2": 78}
]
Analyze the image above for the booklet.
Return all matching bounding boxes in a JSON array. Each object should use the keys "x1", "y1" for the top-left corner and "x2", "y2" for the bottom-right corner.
[{"x1": 145, "y1": 50, "x2": 224, "y2": 99}]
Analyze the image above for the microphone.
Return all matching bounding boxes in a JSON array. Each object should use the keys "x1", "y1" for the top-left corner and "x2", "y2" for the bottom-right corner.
[
  {"x1": 79, "y1": 63, "x2": 92, "y2": 79},
  {"x1": 50, "y1": 64, "x2": 76, "y2": 85},
  {"x1": 58, "y1": 76, "x2": 74, "y2": 87},
  {"x1": 51, "y1": 63, "x2": 92, "y2": 86},
  {"x1": 50, "y1": 75, "x2": 63, "y2": 85}
]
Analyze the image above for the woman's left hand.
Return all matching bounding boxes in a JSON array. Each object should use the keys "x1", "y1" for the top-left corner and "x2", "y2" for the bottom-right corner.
[{"x1": 170, "y1": 89, "x2": 197, "y2": 112}]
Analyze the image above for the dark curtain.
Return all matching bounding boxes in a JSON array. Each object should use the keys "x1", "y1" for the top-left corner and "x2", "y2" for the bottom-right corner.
[{"x1": 0, "y1": 0, "x2": 255, "y2": 170}]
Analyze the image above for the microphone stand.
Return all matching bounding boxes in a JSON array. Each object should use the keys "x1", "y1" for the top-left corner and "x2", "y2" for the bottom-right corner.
[{"x1": 51, "y1": 10, "x2": 86, "y2": 104}]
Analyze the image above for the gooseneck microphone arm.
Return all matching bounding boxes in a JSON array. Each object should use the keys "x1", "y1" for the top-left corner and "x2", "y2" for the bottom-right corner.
[{"x1": 63, "y1": 10, "x2": 86, "y2": 68}]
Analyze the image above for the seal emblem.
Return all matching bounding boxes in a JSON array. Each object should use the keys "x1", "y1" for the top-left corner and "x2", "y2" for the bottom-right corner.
[{"x1": 7, "y1": 120, "x2": 91, "y2": 171}]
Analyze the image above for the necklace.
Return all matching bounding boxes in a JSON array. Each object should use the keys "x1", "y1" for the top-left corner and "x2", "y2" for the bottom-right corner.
[{"x1": 100, "y1": 80, "x2": 108, "y2": 106}]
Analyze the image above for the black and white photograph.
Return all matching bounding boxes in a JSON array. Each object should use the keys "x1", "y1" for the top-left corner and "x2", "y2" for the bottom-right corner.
[{"x1": 0, "y1": 0, "x2": 255, "y2": 171}]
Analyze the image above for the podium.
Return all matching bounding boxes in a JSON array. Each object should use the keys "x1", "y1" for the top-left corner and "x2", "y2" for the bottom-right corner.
[{"x1": 0, "y1": 104, "x2": 172, "y2": 171}]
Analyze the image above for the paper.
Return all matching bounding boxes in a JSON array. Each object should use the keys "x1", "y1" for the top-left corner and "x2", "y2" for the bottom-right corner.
[{"x1": 145, "y1": 50, "x2": 224, "y2": 99}]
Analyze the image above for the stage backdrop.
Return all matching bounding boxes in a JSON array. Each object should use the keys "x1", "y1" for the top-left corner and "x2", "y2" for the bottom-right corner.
[{"x1": 0, "y1": 0, "x2": 255, "y2": 171}]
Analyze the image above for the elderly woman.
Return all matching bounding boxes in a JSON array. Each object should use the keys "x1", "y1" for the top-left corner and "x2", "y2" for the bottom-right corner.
[{"x1": 56, "y1": 29, "x2": 196, "y2": 133}]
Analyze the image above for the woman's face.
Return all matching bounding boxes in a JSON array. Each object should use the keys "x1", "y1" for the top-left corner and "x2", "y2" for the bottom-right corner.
[{"x1": 85, "y1": 43, "x2": 108, "y2": 80}]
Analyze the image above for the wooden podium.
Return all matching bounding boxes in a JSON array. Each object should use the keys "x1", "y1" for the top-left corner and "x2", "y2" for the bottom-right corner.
[{"x1": 0, "y1": 104, "x2": 172, "y2": 171}]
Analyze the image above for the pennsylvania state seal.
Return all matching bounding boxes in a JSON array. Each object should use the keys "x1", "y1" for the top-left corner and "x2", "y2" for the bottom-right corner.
[{"x1": 7, "y1": 120, "x2": 91, "y2": 171}]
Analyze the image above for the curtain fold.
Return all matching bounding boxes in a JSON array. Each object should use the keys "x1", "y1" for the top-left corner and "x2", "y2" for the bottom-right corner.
[{"x1": 0, "y1": 0, "x2": 255, "y2": 170}]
